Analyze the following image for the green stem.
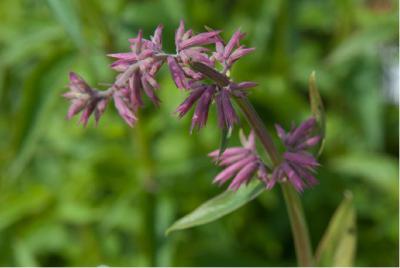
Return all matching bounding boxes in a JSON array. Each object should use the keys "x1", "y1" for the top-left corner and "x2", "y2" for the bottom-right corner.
[
  {"x1": 234, "y1": 96, "x2": 314, "y2": 266},
  {"x1": 281, "y1": 183, "x2": 314, "y2": 266}
]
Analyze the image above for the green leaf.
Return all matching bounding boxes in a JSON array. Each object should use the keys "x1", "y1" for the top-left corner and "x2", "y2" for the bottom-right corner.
[
  {"x1": 315, "y1": 191, "x2": 357, "y2": 266},
  {"x1": 47, "y1": 0, "x2": 84, "y2": 48},
  {"x1": 166, "y1": 180, "x2": 265, "y2": 235},
  {"x1": 308, "y1": 71, "x2": 325, "y2": 156}
]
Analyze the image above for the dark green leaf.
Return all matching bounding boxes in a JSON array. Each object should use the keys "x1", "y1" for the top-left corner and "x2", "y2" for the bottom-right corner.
[{"x1": 218, "y1": 127, "x2": 231, "y2": 159}]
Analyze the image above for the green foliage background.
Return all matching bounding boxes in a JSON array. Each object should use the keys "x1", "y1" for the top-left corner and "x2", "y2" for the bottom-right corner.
[{"x1": 0, "y1": 0, "x2": 398, "y2": 266}]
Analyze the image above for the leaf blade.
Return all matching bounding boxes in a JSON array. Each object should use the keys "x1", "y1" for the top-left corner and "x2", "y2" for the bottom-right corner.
[
  {"x1": 308, "y1": 71, "x2": 326, "y2": 156},
  {"x1": 166, "y1": 180, "x2": 265, "y2": 235},
  {"x1": 315, "y1": 191, "x2": 357, "y2": 266}
]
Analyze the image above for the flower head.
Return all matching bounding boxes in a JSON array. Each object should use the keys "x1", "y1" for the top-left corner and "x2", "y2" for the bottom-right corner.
[
  {"x1": 208, "y1": 131, "x2": 269, "y2": 190},
  {"x1": 168, "y1": 20, "x2": 220, "y2": 89},
  {"x1": 108, "y1": 25, "x2": 164, "y2": 110},
  {"x1": 63, "y1": 72, "x2": 109, "y2": 126},
  {"x1": 175, "y1": 61, "x2": 257, "y2": 131},
  {"x1": 212, "y1": 28, "x2": 255, "y2": 72},
  {"x1": 269, "y1": 118, "x2": 321, "y2": 192}
]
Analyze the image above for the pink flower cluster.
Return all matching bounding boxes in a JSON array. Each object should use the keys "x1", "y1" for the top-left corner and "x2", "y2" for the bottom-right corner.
[
  {"x1": 209, "y1": 119, "x2": 320, "y2": 192},
  {"x1": 63, "y1": 21, "x2": 255, "y2": 130},
  {"x1": 63, "y1": 21, "x2": 321, "y2": 192}
]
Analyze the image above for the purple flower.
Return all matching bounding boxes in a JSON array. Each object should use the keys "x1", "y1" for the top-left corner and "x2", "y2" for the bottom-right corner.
[
  {"x1": 63, "y1": 72, "x2": 109, "y2": 126},
  {"x1": 269, "y1": 118, "x2": 321, "y2": 192},
  {"x1": 168, "y1": 20, "x2": 220, "y2": 89},
  {"x1": 176, "y1": 81, "x2": 242, "y2": 131},
  {"x1": 212, "y1": 29, "x2": 255, "y2": 72},
  {"x1": 208, "y1": 131, "x2": 269, "y2": 190},
  {"x1": 175, "y1": 61, "x2": 258, "y2": 131},
  {"x1": 108, "y1": 25, "x2": 164, "y2": 110},
  {"x1": 113, "y1": 89, "x2": 137, "y2": 127}
]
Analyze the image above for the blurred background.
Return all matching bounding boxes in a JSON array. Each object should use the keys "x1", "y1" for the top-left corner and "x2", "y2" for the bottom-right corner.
[{"x1": 0, "y1": 0, "x2": 398, "y2": 266}]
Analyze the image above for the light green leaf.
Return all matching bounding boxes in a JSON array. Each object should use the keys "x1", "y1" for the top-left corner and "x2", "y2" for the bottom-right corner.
[
  {"x1": 308, "y1": 71, "x2": 325, "y2": 156},
  {"x1": 315, "y1": 191, "x2": 357, "y2": 266},
  {"x1": 166, "y1": 180, "x2": 265, "y2": 235},
  {"x1": 47, "y1": 0, "x2": 84, "y2": 48}
]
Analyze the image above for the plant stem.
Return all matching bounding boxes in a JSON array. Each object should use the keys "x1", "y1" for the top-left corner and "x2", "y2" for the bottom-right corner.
[
  {"x1": 281, "y1": 183, "x2": 314, "y2": 266},
  {"x1": 234, "y1": 97, "x2": 280, "y2": 166},
  {"x1": 234, "y1": 96, "x2": 314, "y2": 266}
]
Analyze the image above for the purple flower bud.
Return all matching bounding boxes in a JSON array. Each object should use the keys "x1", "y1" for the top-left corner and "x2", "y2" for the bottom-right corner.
[
  {"x1": 229, "y1": 81, "x2": 258, "y2": 90},
  {"x1": 212, "y1": 29, "x2": 255, "y2": 71},
  {"x1": 94, "y1": 97, "x2": 109, "y2": 125},
  {"x1": 223, "y1": 29, "x2": 245, "y2": 59},
  {"x1": 228, "y1": 162, "x2": 258, "y2": 190},
  {"x1": 227, "y1": 47, "x2": 255, "y2": 65},
  {"x1": 175, "y1": 20, "x2": 185, "y2": 49},
  {"x1": 176, "y1": 85, "x2": 208, "y2": 118},
  {"x1": 151, "y1": 24, "x2": 163, "y2": 49},
  {"x1": 113, "y1": 91, "x2": 137, "y2": 127},
  {"x1": 107, "y1": 53, "x2": 138, "y2": 61},
  {"x1": 167, "y1": 56, "x2": 188, "y2": 89},
  {"x1": 64, "y1": 72, "x2": 110, "y2": 126},
  {"x1": 213, "y1": 155, "x2": 256, "y2": 185},
  {"x1": 141, "y1": 75, "x2": 160, "y2": 106},
  {"x1": 128, "y1": 71, "x2": 143, "y2": 110},
  {"x1": 190, "y1": 86, "x2": 215, "y2": 132},
  {"x1": 179, "y1": 30, "x2": 220, "y2": 50},
  {"x1": 66, "y1": 99, "x2": 86, "y2": 119},
  {"x1": 270, "y1": 118, "x2": 321, "y2": 192},
  {"x1": 220, "y1": 89, "x2": 238, "y2": 128}
]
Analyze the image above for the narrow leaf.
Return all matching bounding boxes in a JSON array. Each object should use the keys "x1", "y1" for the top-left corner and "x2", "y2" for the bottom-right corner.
[
  {"x1": 308, "y1": 71, "x2": 325, "y2": 156},
  {"x1": 166, "y1": 180, "x2": 265, "y2": 235},
  {"x1": 218, "y1": 127, "x2": 231, "y2": 159},
  {"x1": 315, "y1": 191, "x2": 357, "y2": 266}
]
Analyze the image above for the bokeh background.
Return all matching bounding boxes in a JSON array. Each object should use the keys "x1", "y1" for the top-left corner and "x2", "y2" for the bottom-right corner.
[{"x1": 0, "y1": 0, "x2": 398, "y2": 266}]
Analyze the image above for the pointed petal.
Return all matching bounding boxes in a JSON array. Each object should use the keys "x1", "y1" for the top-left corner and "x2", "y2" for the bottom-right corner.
[
  {"x1": 221, "y1": 90, "x2": 238, "y2": 128},
  {"x1": 151, "y1": 24, "x2": 163, "y2": 48},
  {"x1": 175, "y1": 85, "x2": 207, "y2": 117},
  {"x1": 141, "y1": 76, "x2": 160, "y2": 106},
  {"x1": 113, "y1": 93, "x2": 137, "y2": 127},
  {"x1": 179, "y1": 31, "x2": 220, "y2": 50},
  {"x1": 223, "y1": 29, "x2": 244, "y2": 58},
  {"x1": 213, "y1": 155, "x2": 255, "y2": 185},
  {"x1": 190, "y1": 86, "x2": 215, "y2": 131},
  {"x1": 284, "y1": 152, "x2": 319, "y2": 167},
  {"x1": 175, "y1": 20, "x2": 185, "y2": 49},
  {"x1": 228, "y1": 47, "x2": 255, "y2": 64}
]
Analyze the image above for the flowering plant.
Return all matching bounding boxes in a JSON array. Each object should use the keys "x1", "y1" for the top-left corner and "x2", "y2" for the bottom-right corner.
[{"x1": 64, "y1": 21, "x2": 356, "y2": 266}]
